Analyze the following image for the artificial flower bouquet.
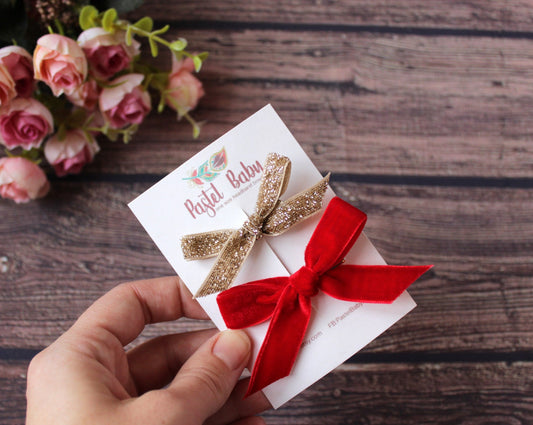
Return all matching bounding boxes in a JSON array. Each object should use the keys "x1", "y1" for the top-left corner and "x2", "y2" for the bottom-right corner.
[{"x1": 0, "y1": 5, "x2": 207, "y2": 203}]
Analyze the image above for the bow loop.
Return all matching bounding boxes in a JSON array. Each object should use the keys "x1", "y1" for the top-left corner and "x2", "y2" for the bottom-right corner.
[
  {"x1": 253, "y1": 154, "x2": 291, "y2": 218},
  {"x1": 290, "y1": 266, "x2": 319, "y2": 297},
  {"x1": 217, "y1": 277, "x2": 288, "y2": 329},
  {"x1": 304, "y1": 197, "x2": 367, "y2": 274}
]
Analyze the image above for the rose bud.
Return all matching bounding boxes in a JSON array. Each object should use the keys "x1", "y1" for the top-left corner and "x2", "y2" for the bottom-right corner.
[
  {"x1": 0, "y1": 46, "x2": 34, "y2": 98},
  {"x1": 166, "y1": 56, "x2": 204, "y2": 117},
  {"x1": 0, "y1": 98, "x2": 53, "y2": 150},
  {"x1": 78, "y1": 28, "x2": 140, "y2": 80},
  {"x1": 33, "y1": 34, "x2": 88, "y2": 96},
  {"x1": 99, "y1": 73, "x2": 151, "y2": 128},
  {"x1": 44, "y1": 129, "x2": 100, "y2": 177},
  {"x1": 0, "y1": 63, "x2": 16, "y2": 108},
  {"x1": 0, "y1": 157, "x2": 49, "y2": 203}
]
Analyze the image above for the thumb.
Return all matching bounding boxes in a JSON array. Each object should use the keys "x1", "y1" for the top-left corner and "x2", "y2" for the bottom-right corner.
[{"x1": 164, "y1": 330, "x2": 251, "y2": 424}]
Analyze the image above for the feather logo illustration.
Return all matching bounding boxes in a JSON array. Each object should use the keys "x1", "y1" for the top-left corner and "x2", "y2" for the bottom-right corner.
[{"x1": 183, "y1": 147, "x2": 228, "y2": 185}]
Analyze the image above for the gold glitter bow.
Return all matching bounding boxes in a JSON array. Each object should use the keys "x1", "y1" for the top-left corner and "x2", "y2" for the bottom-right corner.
[{"x1": 181, "y1": 152, "x2": 330, "y2": 297}]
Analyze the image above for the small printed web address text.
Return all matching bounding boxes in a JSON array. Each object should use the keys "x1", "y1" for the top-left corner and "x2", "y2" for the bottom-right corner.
[
  {"x1": 300, "y1": 302, "x2": 363, "y2": 348},
  {"x1": 327, "y1": 302, "x2": 362, "y2": 329}
]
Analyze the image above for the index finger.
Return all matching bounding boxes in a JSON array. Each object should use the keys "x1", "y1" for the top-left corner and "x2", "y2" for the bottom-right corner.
[{"x1": 74, "y1": 276, "x2": 209, "y2": 346}]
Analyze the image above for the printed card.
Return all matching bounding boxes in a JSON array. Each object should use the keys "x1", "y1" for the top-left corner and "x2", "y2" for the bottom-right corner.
[{"x1": 129, "y1": 104, "x2": 416, "y2": 408}]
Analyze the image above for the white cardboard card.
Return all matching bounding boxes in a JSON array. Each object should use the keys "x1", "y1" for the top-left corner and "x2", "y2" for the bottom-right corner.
[{"x1": 129, "y1": 104, "x2": 416, "y2": 408}]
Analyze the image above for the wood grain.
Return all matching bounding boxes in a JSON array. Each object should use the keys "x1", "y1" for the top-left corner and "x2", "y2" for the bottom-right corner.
[
  {"x1": 2, "y1": 1, "x2": 533, "y2": 424},
  {"x1": 129, "y1": 1, "x2": 533, "y2": 32},
  {"x1": 77, "y1": 29, "x2": 533, "y2": 177},
  {"x1": 178, "y1": 29, "x2": 533, "y2": 91},
  {"x1": 88, "y1": 83, "x2": 533, "y2": 177},
  {"x1": 264, "y1": 363, "x2": 533, "y2": 425},
  {"x1": 1, "y1": 181, "x2": 531, "y2": 353},
  {"x1": 5, "y1": 360, "x2": 532, "y2": 425}
]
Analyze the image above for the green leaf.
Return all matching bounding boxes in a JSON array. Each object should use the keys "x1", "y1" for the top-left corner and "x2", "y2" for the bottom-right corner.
[
  {"x1": 169, "y1": 38, "x2": 187, "y2": 52},
  {"x1": 99, "y1": 120, "x2": 110, "y2": 135},
  {"x1": 53, "y1": 18, "x2": 65, "y2": 35},
  {"x1": 83, "y1": 113, "x2": 95, "y2": 128},
  {"x1": 193, "y1": 52, "x2": 209, "y2": 72},
  {"x1": 102, "y1": 8, "x2": 118, "y2": 32},
  {"x1": 166, "y1": 96, "x2": 186, "y2": 117},
  {"x1": 125, "y1": 25, "x2": 133, "y2": 46},
  {"x1": 148, "y1": 36, "x2": 158, "y2": 57},
  {"x1": 131, "y1": 60, "x2": 157, "y2": 76},
  {"x1": 56, "y1": 124, "x2": 67, "y2": 141},
  {"x1": 133, "y1": 16, "x2": 153, "y2": 32},
  {"x1": 197, "y1": 51, "x2": 209, "y2": 61},
  {"x1": 18, "y1": 148, "x2": 42, "y2": 164},
  {"x1": 149, "y1": 72, "x2": 169, "y2": 92},
  {"x1": 82, "y1": 130, "x2": 93, "y2": 144},
  {"x1": 106, "y1": 129, "x2": 119, "y2": 142},
  {"x1": 192, "y1": 122, "x2": 200, "y2": 139},
  {"x1": 79, "y1": 5, "x2": 99, "y2": 30},
  {"x1": 122, "y1": 124, "x2": 138, "y2": 144},
  {"x1": 26, "y1": 148, "x2": 41, "y2": 162},
  {"x1": 192, "y1": 55, "x2": 203, "y2": 72},
  {"x1": 141, "y1": 73, "x2": 152, "y2": 90},
  {"x1": 182, "y1": 113, "x2": 202, "y2": 138},
  {"x1": 68, "y1": 109, "x2": 87, "y2": 129},
  {"x1": 157, "y1": 96, "x2": 166, "y2": 113},
  {"x1": 151, "y1": 24, "x2": 169, "y2": 36},
  {"x1": 98, "y1": 79, "x2": 127, "y2": 89}
]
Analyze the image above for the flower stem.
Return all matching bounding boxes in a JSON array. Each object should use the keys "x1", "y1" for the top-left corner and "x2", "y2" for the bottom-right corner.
[{"x1": 117, "y1": 21, "x2": 193, "y2": 59}]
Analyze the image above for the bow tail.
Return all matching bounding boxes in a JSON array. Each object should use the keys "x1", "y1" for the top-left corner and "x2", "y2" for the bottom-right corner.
[
  {"x1": 181, "y1": 229, "x2": 234, "y2": 260},
  {"x1": 246, "y1": 285, "x2": 312, "y2": 396},
  {"x1": 195, "y1": 231, "x2": 256, "y2": 297},
  {"x1": 262, "y1": 174, "x2": 330, "y2": 235},
  {"x1": 321, "y1": 264, "x2": 433, "y2": 302}
]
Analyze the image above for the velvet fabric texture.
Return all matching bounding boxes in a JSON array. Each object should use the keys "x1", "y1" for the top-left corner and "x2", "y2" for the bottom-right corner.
[{"x1": 217, "y1": 197, "x2": 432, "y2": 396}]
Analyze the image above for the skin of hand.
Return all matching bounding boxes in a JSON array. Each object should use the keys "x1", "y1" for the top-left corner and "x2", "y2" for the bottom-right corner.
[{"x1": 25, "y1": 276, "x2": 271, "y2": 425}]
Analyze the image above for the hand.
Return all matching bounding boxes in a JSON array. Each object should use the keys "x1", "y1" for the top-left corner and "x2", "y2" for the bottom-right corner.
[{"x1": 26, "y1": 276, "x2": 270, "y2": 425}]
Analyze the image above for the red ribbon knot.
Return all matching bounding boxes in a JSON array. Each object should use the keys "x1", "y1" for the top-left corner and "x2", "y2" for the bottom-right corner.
[
  {"x1": 217, "y1": 196, "x2": 432, "y2": 396},
  {"x1": 290, "y1": 266, "x2": 319, "y2": 297}
]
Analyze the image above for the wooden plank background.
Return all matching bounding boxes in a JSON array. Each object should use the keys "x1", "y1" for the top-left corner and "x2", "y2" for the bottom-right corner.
[{"x1": 1, "y1": 1, "x2": 533, "y2": 423}]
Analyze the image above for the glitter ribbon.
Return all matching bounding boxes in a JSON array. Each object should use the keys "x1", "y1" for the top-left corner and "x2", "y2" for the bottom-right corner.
[
  {"x1": 181, "y1": 152, "x2": 330, "y2": 297},
  {"x1": 217, "y1": 197, "x2": 433, "y2": 396}
]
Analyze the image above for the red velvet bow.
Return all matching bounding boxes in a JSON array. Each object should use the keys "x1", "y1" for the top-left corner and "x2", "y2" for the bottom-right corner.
[{"x1": 217, "y1": 196, "x2": 432, "y2": 396}]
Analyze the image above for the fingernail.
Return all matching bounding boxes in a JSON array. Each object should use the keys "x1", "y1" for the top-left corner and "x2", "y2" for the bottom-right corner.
[{"x1": 212, "y1": 330, "x2": 250, "y2": 370}]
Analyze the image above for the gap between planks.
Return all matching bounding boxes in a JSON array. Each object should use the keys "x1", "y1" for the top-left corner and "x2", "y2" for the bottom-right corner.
[
  {"x1": 2, "y1": 347, "x2": 532, "y2": 364},
  {"x1": 47, "y1": 172, "x2": 533, "y2": 189},
  {"x1": 154, "y1": 19, "x2": 533, "y2": 40}
]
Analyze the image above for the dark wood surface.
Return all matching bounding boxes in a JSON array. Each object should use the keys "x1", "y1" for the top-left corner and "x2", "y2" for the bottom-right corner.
[{"x1": 2, "y1": 1, "x2": 533, "y2": 424}]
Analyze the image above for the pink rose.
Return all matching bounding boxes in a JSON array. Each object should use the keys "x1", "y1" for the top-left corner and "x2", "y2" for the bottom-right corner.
[
  {"x1": 0, "y1": 98, "x2": 53, "y2": 150},
  {"x1": 0, "y1": 63, "x2": 16, "y2": 108},
  {"x1": 33, "y1": 34, "x2": 88, "y2": 96},
  {"x1": 66, "y1": 79, "x2": 100, "y2": 110},
  {"x1": 165, "y1": 56, "x2": 204, "y2": 116},
  {"x1": 99, "y1": 73, "x2": 151, "y2": 128},
  {"x1": 78, "y1": 28, "x2": 140, "y2": 80},
  {"x1": 0, "y1": 157, "x2": 49, "y2": 203},
  {"x1": 44, "y1": 129, "x2": 100, "y2": 177},
  {"x1": 0, "y1": 46, "x2": 34, "y2": 98}
]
